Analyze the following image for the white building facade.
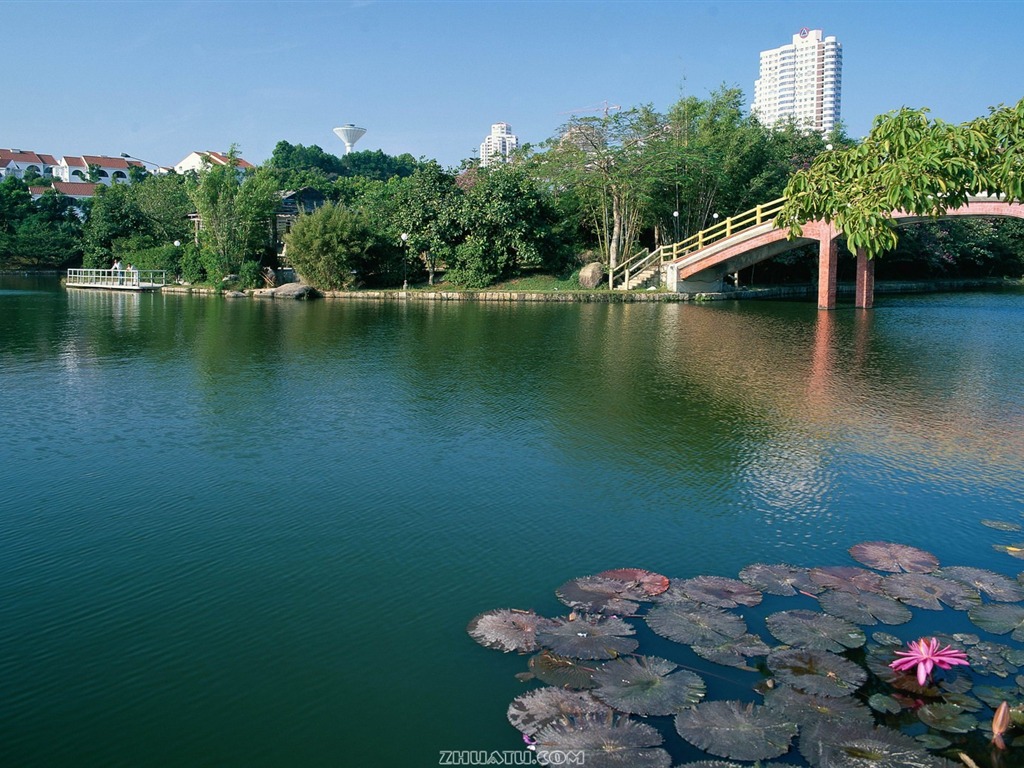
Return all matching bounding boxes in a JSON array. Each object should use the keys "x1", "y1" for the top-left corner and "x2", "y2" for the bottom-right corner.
[
  {"x1": 479, "y1": 123, "x2": 519, "y2": 166},
  {"x1": 752, "y1": 28, "x2": 842, "y2": 135}
]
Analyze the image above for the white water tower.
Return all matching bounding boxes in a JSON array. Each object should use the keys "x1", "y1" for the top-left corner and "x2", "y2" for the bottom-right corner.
[{"x1": 333, "y1": 124, "x2": 367, "y2": 154}]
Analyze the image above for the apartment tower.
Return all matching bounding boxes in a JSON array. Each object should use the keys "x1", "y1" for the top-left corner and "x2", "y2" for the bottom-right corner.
[
  {"x1": 479, "y1": 123, "x2": 519, "y2": 166},
  {"x1": 752, "y1": 28, "x2": 842, "y2": 135}
]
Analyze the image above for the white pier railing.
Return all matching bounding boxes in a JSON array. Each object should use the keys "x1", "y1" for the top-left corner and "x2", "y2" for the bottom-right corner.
[{"x1": 66, "y1": 268, "x2": 168, "y2": 291}]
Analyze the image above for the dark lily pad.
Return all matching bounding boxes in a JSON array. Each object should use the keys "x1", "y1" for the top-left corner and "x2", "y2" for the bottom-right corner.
[
  {"x1": 982, "y1": 519, "x2": 1022, "y2": 532},
  {"x1": 881, "y1": 572, "x2": 980, "y2": 610},
  {"x1": 802, "y1": 723, "x2": 952, "y2": 768},
  {"x1": 668, "y1": 576, "x2": 763, "y2": 608},
  {"x1": 528, "y1": 650, "x2": 599, "y2": 689},
  {"x1": 819, "y1": 590, "x2": 912, "y2": 626},
  {"x1": 555, "y1": 576, "x2": 642, "y2": 615},
  {"x1": 739, "y1": 563, "x2": 820, "y2": 596},
  {"x1": 848, "y1": 541, "x2": 939, "y2": 573},
  {"x1": 767, "y1": 648, "x2": 868, "y2": 697},
  {"x1": 765, "y1": 609, "x2": 866, "y2": 652},
  {"x1": 810, "y1": 566, "x2": 885, "y2": 594},
  {"x1": 917, "y1": 702, "x2": 977, "y2": 733},
  {"x1": 507, "y1": 688, "x2": 611, "y2": 737},
  {"x1": 646, "y1": 598, "x2": 747, "y2": 646},
  {"x1": 868, "y1": 693, "x2": 902, "y2": 714},
  {"x1": 939, "y1": 566, "x2": 1024, "y2": 602},
  {"x1": 592, "y1": 656, "x2": 705, "y2": 716},
  {"x1": 692, "y1": 633, "x2": 772, "y2": 669},
  {"x1": 871, "y1": 631, "x2": 904, "y2": 647},
  {"x1": 765, "y1": 685, "x2": 874, "y2": 726},
  {"x1": 914, "y1": 734, "x2": 952, "y2": 750},
  {"x1": 968, "y1": 603, "x2": 1024, "y2": 641},
  {"x1": 674, "y1": 700, "x2": 797, "y2": 761},
  {"x1": 533, "y1": 712, "x2": 671, "y2": 768},
  {"x1": 972, "y1": 684, "x2": 1024, "y2": 709},
  {"x1": 992, "y1": 543, "x2": 1024, "y2": 560},
  {"x1": 536, "y1": 615, "x2": 638, "y2": 660},
  {"x1": 966, "y1": 640, "x2": 1021, "y2": 677},
  {"x1": 467, "y1": 609, "x2": 556, "y2": 653},
  {"x1": 595, "y1": 568, "x2": 671, "y2": 597}
]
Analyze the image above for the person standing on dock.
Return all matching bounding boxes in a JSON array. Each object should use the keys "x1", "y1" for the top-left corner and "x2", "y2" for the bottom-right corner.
[
  {"x1": 111, "y1": 258, "x2": 123, "y2": 286},
  {"x1": 127, "y1": 263, "x2": 138, "y2": 287}
]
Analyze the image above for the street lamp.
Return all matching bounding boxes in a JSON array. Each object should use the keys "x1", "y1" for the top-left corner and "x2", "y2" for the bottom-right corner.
[
  {"x1": 400, "y1": 233, "x2": 409, "y2": 290},
  {"x1": 672, "y1": 210, "x2": 679, "y2": 243},
  {"x1": 120, "y1": 152, "x2": 165, "y2": 175}
]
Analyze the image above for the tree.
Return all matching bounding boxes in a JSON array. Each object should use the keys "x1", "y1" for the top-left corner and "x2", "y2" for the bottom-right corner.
[
  {"x1": 535, "y1": 105, "x2": 672, "y2": 283},
  {"x1": 188, "y1": 148, "x2": 278, "y2": 278},
  {"x1": 284, "y1": 202, "x2": 393, "y2": 289},
  {"x1": 779, "y1": 97, "x2": 1024, "y2": 258},
  {"x1": 447, "y1": 162, "x2": 568, "y2": 288},
  {"x1": 390, "y1": 162, "x2": 463, "y2": 285}
]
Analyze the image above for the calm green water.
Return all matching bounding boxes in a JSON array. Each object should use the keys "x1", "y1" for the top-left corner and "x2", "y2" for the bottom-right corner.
[{"x1": 1, "y1": 276, "x2": 1022, "y2": 767}]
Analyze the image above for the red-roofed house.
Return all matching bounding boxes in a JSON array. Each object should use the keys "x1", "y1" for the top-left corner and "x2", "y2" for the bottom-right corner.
[
  {"x1": 174, "y1": 151, "x2": 256, "y2": 175},
  {"x1": 58, "y1": 154, "x2": 143, "y2": 185},
  {"x1": 0, "y1": 149, "x2": 61, "y2": 180}
]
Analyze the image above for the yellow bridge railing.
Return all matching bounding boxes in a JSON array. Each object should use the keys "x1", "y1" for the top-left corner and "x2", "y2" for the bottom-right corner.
[
  {"x1": 663, "y1": 197, "x2": 787, "y2": 262},
  {"x1": 613, "y1": 197, "x2": 787, "y2": 289}
]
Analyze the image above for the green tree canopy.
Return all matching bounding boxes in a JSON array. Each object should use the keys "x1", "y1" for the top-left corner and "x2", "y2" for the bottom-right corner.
[{"x1": 779, "y1": 97, "x2": 1024, "y2": 258}]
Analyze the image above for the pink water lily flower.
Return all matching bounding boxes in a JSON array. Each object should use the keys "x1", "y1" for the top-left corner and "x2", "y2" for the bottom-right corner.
[{"x1": 889, "y1": 637, "x2": 970, "y2": 686}]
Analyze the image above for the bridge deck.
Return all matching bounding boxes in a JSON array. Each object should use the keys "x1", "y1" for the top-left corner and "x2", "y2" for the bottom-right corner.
[{"x1": 66, "y1": 269, "x2": 167, "y2": 292}]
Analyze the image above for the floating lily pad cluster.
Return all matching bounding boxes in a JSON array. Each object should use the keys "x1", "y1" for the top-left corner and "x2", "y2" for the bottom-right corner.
[{"x1": 467, "y1": 542, "x2": 1024, "y2": 767}]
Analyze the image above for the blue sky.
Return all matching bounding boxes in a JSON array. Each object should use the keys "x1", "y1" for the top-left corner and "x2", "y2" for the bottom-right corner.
[{"x1": 3, "y1": 0, "x2": 1022, "y2": 170}]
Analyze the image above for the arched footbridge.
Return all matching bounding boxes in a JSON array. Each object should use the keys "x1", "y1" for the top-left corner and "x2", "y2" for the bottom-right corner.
[{"x1": 613, "y1": 196, "x2": 1024, "y2": 309}]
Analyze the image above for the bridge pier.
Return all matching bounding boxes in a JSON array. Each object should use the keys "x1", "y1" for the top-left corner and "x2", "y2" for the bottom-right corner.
[
  {"x1": 855, "y1": 248, "x2": 875, "y2": 309},
  {"x1": 815, "y1": 223, "x2": 838, "y2": 310}
]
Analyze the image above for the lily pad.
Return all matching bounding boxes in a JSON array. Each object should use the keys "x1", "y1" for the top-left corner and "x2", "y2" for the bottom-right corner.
[
  {"x1": 692, "y1": 633, "x2": 773, "y2": 669},
  {"x1": 507, "y1": 688, "x2": 611, "y2": 737},
  {"x1": 765, "y1": 609, "x2": 866, "y2": 652},
  {"x1": 555, "y1": 576, "x2": 642, "y2": 615},
  {"x1": 993, "y1": 543, "x2": 1024, "y2": 560},
  {"x1": 802, "y1": 723, "x2": 952, "y2": 768},
  {"x1": 533, "y1": 712, "x2": 672, "y2": 768},
  {"x1": 819, "y1": 590, "x2": 912, "y2": 626},
  {"x1": 467, "y1": 609, "x2": 556, "y2": 653},
  {"x1": 592, "y1": 656, "x2": 705, "y2": 716},
  {"x1": 668, "y1": 576, "x2": 763, "y2": 608},
  {"x1": 739, "y1": 563, "x2": 820, "y2": 596},
  {"x1": 881, "y1": 572, "x2": 980, "y2": 610},
  {"x1": 674, "y1": 700, "x2": 797, "y2": 761},
  {"x1": 848, "y1": 541, "x2": 939, "y2": 573},
  {"x1": 868, "y1": 693, "x2": 902, "y2": 714},
  {"x1": 982, "y1": 519, "x2": 1022, "y2": 532},
  {"x1": 968, "y1": 603, "x2": 1024, "y2": 641},
  {"x1": 939, "y1": 566, "x2": 1024, "y2": 602},
  {"x1": 765, "y1": 685, "x2": 873, "y2": 726},
  {"x1": 966, "y1": 640, "x2": 1021, "y2": 677},
  {"x1": 914, "y1": 733, "x2": 952, "y2": 750},
  {"x1": 595, "y1": 568, "x2": 670, "y2": 597},
  {"x1": 528, "y1": 650, "x2": 599, "y2": 689},
  {"x1": 810, "y1": 566, "x2": 884, "y2": 594},
  {"x1": 767, "y1": 648, "x2": 868, "y2": 697},
  {"x1": 646, "y1": 598, "x2": 747, "y2": 646},
  {"x1": 536, "y1": 615, "x2": 638, "y2": 660},
  {"x1": 917, "y1": 702, "x2": 977, "y2": 733}
]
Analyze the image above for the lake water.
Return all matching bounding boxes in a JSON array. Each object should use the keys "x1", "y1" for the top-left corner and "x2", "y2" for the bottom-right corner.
[{"x1": 2, "y1": 276, "x2": 1023, "y2": 766}]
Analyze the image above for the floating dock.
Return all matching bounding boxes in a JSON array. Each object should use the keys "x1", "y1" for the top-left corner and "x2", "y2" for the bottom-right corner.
[{"x1": 65, "y1": 268, "x2": 167, "y2": 292}]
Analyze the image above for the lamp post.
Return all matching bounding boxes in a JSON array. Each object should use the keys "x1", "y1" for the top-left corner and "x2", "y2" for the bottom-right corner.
[
  {"x1": 672, "y1": 210, "x2": 679, "y2": 243},
  {"x1": 120, "y1": 152, "x2": 165, "y2": 177},
  {"x1": 400, "y1": 233, "x2": 409, "y2": 290}
]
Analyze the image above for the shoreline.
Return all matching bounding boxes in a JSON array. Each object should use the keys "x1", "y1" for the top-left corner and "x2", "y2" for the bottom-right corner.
[{"x1": 159, "y1": 276, "x2": 1017, "y2": 303}]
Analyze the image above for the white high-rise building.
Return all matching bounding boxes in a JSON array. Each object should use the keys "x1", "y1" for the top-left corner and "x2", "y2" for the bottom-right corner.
[
  {"x1": 479, "y1": 123, "x2": 519, "y2": 166},
  {"x1": 753, "y1": 28, "x2": 842, "y2": 135}
]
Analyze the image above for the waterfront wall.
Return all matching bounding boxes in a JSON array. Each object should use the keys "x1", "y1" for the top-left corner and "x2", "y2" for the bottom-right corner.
[{"x1": 161, "y1": 277, "x2": 1014, "y2": 303}]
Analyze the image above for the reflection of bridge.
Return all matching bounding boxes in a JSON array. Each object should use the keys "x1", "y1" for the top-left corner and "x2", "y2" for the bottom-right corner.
[{"x1": 614, "y1": 196, "x2": 1024, "y2": 309}]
